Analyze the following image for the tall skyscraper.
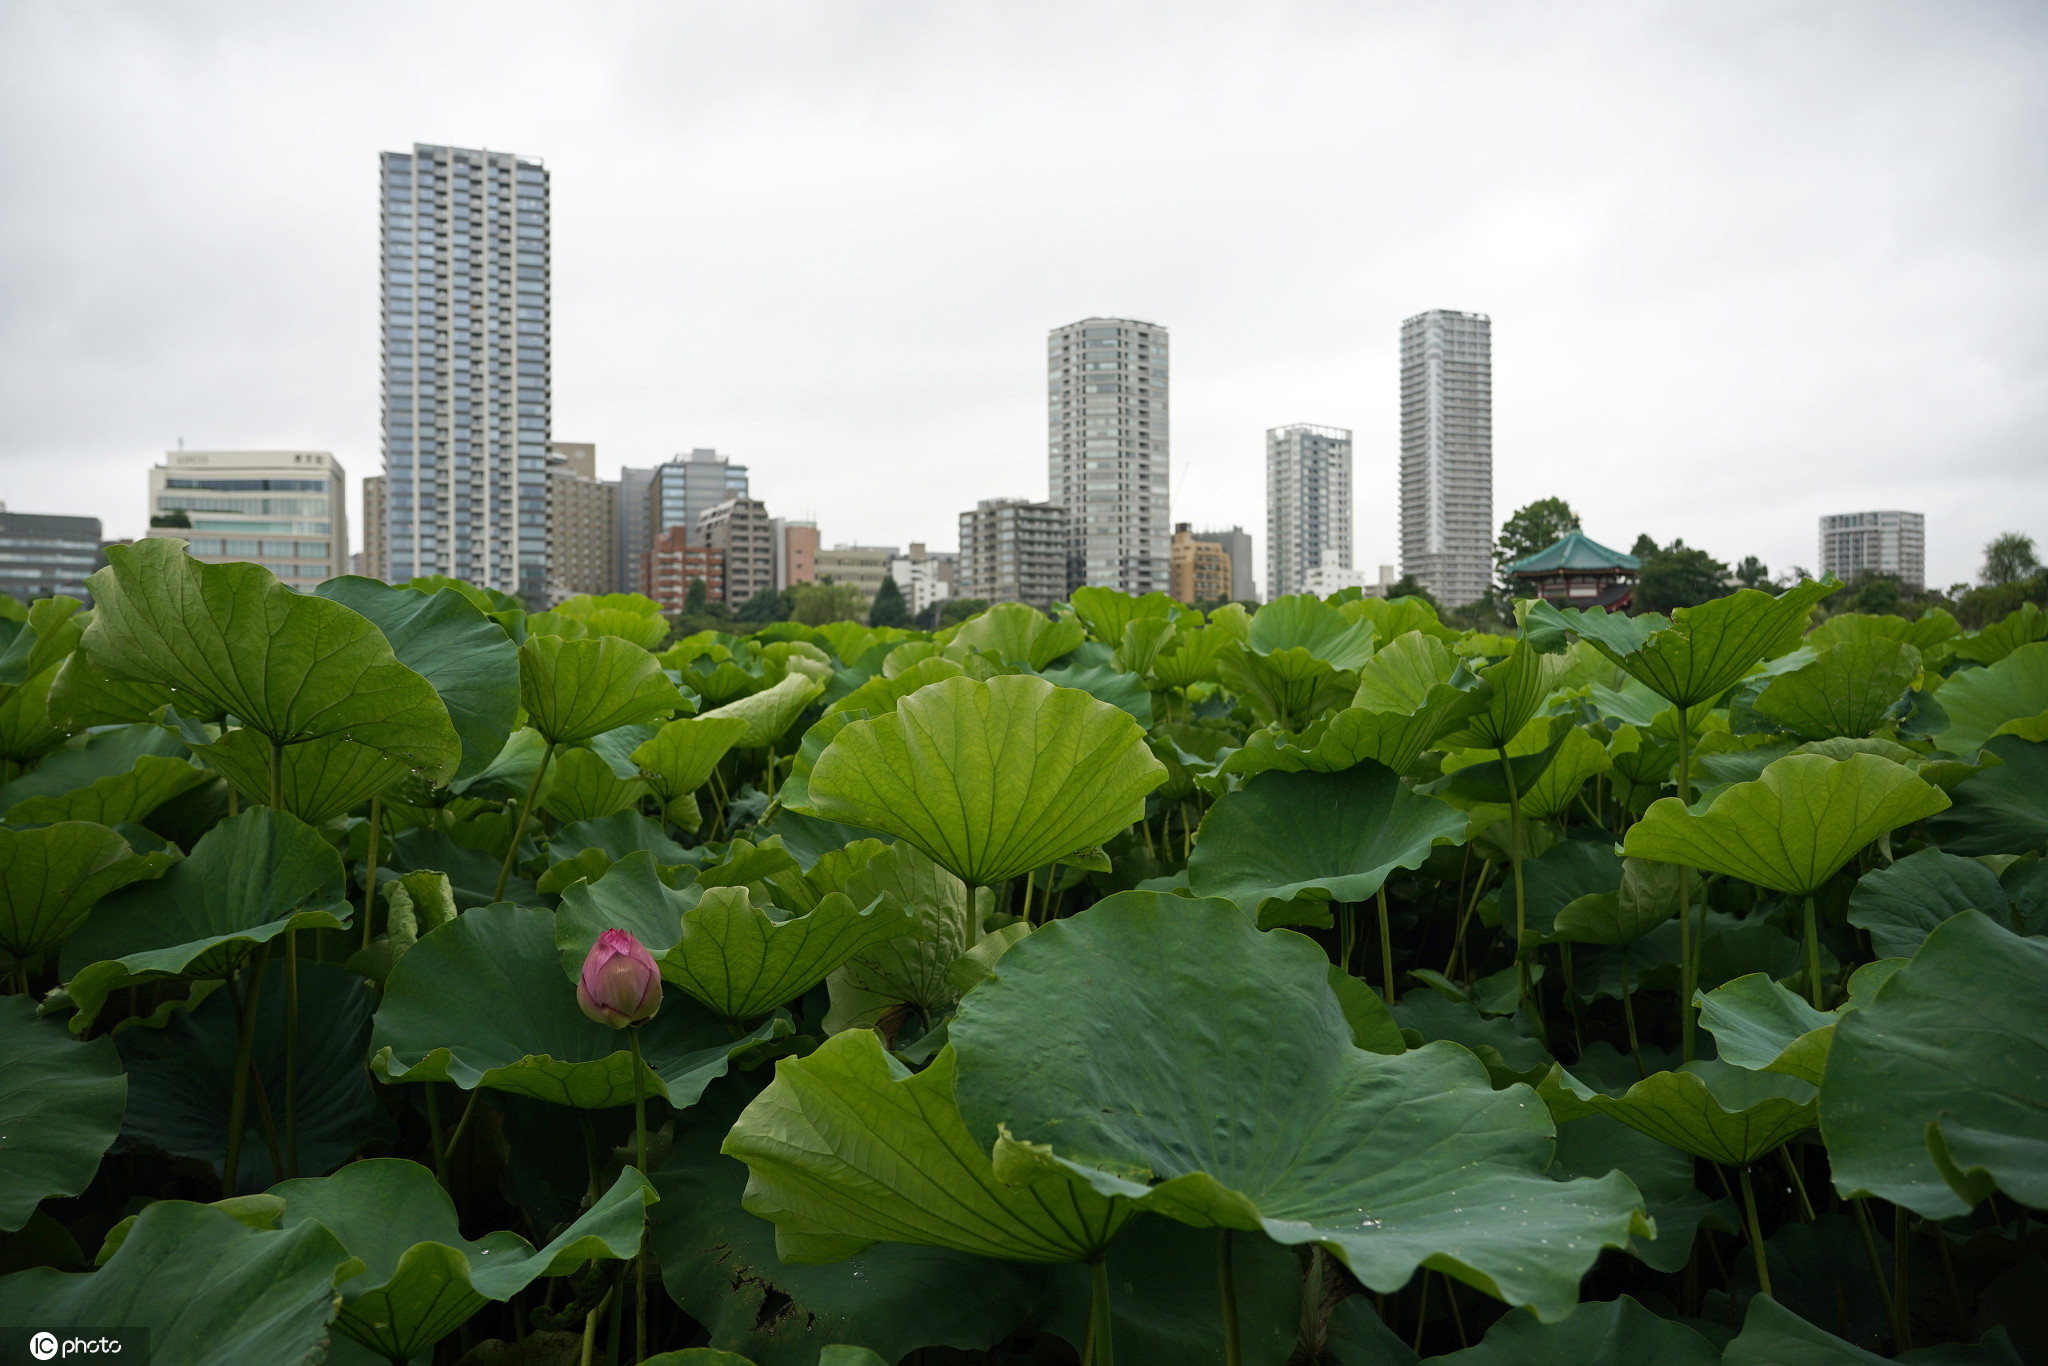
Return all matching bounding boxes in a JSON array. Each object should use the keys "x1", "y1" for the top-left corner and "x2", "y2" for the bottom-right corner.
[
  {"x1": 379, "y1": 143, "x2": 550, "y2": 604},
  {"x1": 1399, "y1": 310, "x2": 1493, "y2": 608},
  {"x1": 1820, "y1": 511, "x2": 1925, "y2": 592},
  {"x1": 1047, "y1": 317, "x2": 1170, "y2": 594},
  {"x1": 618, "y1": 450, "x2": 749, "y2": 594},
  {"x1": 1266, "y1": 424, "x2": 1353, "y2": 599},
  {"x1": 545, "y1": 441, "x2": 617, "y2": 601},
  {"x1": 147, "y1": 450, "x2": 348, "y2": 590}
]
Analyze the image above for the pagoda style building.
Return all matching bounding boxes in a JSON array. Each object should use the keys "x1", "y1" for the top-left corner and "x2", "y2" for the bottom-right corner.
[{"x1": 1504, "y1": 528, "x2": 1640, "y2": 610}]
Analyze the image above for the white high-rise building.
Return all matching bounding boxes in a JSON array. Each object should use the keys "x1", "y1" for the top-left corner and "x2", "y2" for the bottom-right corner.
[
  {"x1": 379, "y1": 143, "x2": 551, "y2": 605},
  {"x1": 1267, "y1": 424, "x2": 1353, "y2": 599},
  {"x1": 146, "y1": 450, "x2": 348, "y2": 591},
  {"x1": 1820, "y1": 511, "x2": 1925, "y2": 592},
  {"x1": 1399, "y1": 310, "x2": 1493, "y2": 608},
  {"x1": 1048, "y1": 317, "x2": 1170, "y2": 594}
]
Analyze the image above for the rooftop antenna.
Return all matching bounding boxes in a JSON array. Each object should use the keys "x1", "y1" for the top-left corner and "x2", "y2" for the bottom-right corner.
[{"x1": 177, "y1": 436, "x2": 184, "y2": 450}]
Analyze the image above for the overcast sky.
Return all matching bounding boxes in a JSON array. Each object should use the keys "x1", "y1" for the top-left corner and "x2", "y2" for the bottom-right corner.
[{"x1": 3, "y1": 0, "x2": 2044, "y2": 594}]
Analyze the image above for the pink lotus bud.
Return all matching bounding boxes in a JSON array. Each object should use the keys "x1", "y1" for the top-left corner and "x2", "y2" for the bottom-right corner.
[{"x1": 577, "y1": 928, "x2": 662, "y2": 1028}]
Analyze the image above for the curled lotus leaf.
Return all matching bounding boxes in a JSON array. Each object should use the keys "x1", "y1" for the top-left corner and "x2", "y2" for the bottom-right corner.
[
  {"x1": 1068, "y1": 586, "x2": 1177, "y2": 646},
  {"x1": 1540, "y1": 1059, "x2": 1816, "y2": 1166},
  {"x1": 518, "y1": 632, "x2": 687, "y2": 745},
  {"x1": 699, "y1": 668, "x2": 828, "y2": 749},
  {"x1": 1696, "y1": 972, "x2": 1836, "y2": 1085},
  {"x1": 1935, "y1": 641, "x2": 2048, "y2": 756},
  {"x1": 945, "y1": 602, "x2": 1085, "y2": 670},
  {"x1": 803, "y1": 674, "x2": 1165, "y2": 887},
  {"x1": 1622, "y1": 752, "x2": 1950, "y2": 896},
  {"x1": 1437, "y1": 637, "x2": 1569, "y2": 753},
  {"x1": 1246, "y1": 594, "x2": 1377, "y2": 670},
  {"x1": 0, "y1": 820, "x2": 174, "y2": 962},
  {"x1": 4, "y1": 752, "x2": 210, "y2": 827},
  {"x1": 948, "y1": 896, "x2": 1651, "y2": 1322}
]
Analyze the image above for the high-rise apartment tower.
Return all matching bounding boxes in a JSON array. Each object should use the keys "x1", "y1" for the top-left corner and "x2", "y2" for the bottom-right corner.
[
  {"x1": 1267, "y1": 424, "x2": 1353, "y2": 599},
  {"x1": 379, "y1": 143, "x2": 551, "y2": 604},
  {"x1": 1820, "y1": 511, "x2": 1925, "y2": 592},
  {"x1": 1048, "y1": 317, "x2": 1170, "y2": 594},
  {"x1": 1399, "y1": 310, "x2": 1493, "y2": 608}
]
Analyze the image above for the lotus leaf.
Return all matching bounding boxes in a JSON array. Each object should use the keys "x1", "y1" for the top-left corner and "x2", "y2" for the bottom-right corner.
[
  {"x1": 1068, "y1": 586, "x2": 1177, "y2": 645},
  {"x1": 803, "y1": 674, "x2": 1165, "y2": 886},
  {"x1": 191, "y1": 727, "x2": 408, "y2": 824},
  {"x1": 725, "y1": 1030, "x2": 1132, "y2": 1263},
  {"x1": 315, "y1": 575, "x2": 520, "y2": 783},
  {"x1": 1531, "y1": 578, "x2": 1835, "y2": 711},
  {"x1": 538, "y1": 744, "x2": 647, "y2": 823},
  {"x1": 371, "y1": 904, "x2": 780, "y2": 1108},
  {"x1": 1541, "y1": 1058, "x2": 1816, "y2": 1165},
  {"x1": 1040, "y1": 649, "x2": 1153, "y2": 725},
  {"x1": 0, "y1": 721, "x2": 182, "y2": 811},
  {"x1": 1623, "y1": 753, "x2": 1950, "y2": 896},
  {"x1": 1754, "y1": 638, "x2": 1922, "y2": 741},
  {"x1": 948, "y1": 897, "x2": 1650, "y2": 1322},
  {"x1": 0, "y1": 1200, "x2": 355, "y2": 1366},
  {"x1": 1444, "y1": 721, "x2": 1611, "y2": 820},
  {"x1": 1953, "y1": 603, "x2": 2047, "y2": 666},
  {"x1": 700, "y1": 668, "x2": 828, "y2": 748},
  {"x1": 1515, "y1": 839, "x2": 1625, "y2": 942},
  {"x1": 79, "y1": 538, "x2": 461, "y2": 778},
  {"x1": 1696, "y1": 972, "x2": 1835, "y2": 1084},
  {"x1": 1215, "y1": 642, "x2": 1360, "y2": 730},
  {"x1": 1111, "y1": 615, "x2": 1178, "y2": 676},
  {"x1": 1246, "y1": 593, "x2": 1377, "y2": 670},
  {"x1": 59, "y1": 807, "x2": 351, "y2": 1031},
  {"x1": 0, "y1": 821, "x2": 173, "y2": 962},
  {"x1": 810, "y1": 840, "x2": 988, "y2": 1034},
  {"x1": 271, "y1": 1157, "x2": 655, "y2": 1362},
  {"x1": 1847, "y1": 848, "x2": 2038, "y2": 957},
  {"x1": 1925, "y1": 735, "x2": 2048, "y2": 856},
  {"x1": 1186, "y1": 763, "x2": 1464, "y2": 927},
  {"x1": 1808, "y1": 607, "x2": 1959, "y2": 655},
  {"x1": 828, "y1": 655, "x2": 965, "y2": 718},
  {"x1": 0, "y1": 997, "x2": 126, "y2": 1231},
  {"x1": 518, "y1": 632, "x2": 686, "y2": 744},
  {"x1": 44, "y1": 644, "x2": 178, "y2": 729},
  {"x1": 1821, "y1": 910, "x2": 2048, "y2": 1218},
  {"x1": 1151, "y1": 616, "x2": 1243, "y2": 689},
  {"x1": 5, "y1": 752, "x2": 212, "y2": 826},
  {"x1": 946, "y1": 602, "x2": 1085, "y2": 669},
  {"x1": 1343, "y1": 594, "x2": 1461, "y2": 644},
  {"x1": 1550, "y1": 1117, "x2": 1724, "y2": 1274},
  {"x1": 1935, "y1": 642, "x2": 2048, "y2": 755},
  {"x1": 119, "y1": 961, "x2": 391, "y2": 1189},
  {"x1": 1437, "y1": 637, "x2": 1569, "y2": 752},
  {"x1": 1428, "y1": 1294, "x2": 1718, "y2": 1364}
]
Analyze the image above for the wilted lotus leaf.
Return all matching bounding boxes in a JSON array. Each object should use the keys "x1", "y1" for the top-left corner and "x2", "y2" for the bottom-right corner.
[
  {"x1": 947, "y1": 896, "x2": 1650, "y2": 1322},
  {"x1": 804, "y1": 674, "x2": 1165, "y2": 887}
]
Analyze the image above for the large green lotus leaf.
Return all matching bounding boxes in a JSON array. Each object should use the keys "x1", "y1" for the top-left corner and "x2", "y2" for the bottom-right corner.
[
  {"x1": 945, "y1": 602, "x2": 1085, "y2": 670},
  {"x1": 5, "y1": 752, "x2": 212, "y2": 826},
  {"x1": 1247, "y1": 593, "x2": 1377, "y2": 670},
  {"x1": 700, "y1": 668, "x2": 828, "y2": 749},
  {"x1": 1444, "y1": 721, "x2": 1611, "y2": 820},
  {"x1": 1215, "y1": 642, "x2": 1359, "y2": 730},
  {"x1": 45, "y1": 645, "x2": 179, "y2": 729},
  {"x1": 1821, "y1": 910, "x2": 2048, "y2": 1219},
  {"x1": 119, "y1": 961, "x2": 391, "y2": 1190},
  {"x1": 1110, "y1": 615, "x2": 1178, "y2": 677},
  {"x1": 0, "y1": 996, "x2": 125, "y2": 1231},
  {"x1": 190, "y1": 727, "x2": 407, "y2": 824},
  {"x1": 725, "y1": 1030, "x2": 1132, "y2": 1263},
  {"x1": 0, "y1": 661, "x2": 68, "y2": 762},
  {"x1": 1622, "y1": 753, "x2": 1950, "y2": 896},
  {"x1": 0, "y1": 821, "x2": 173, "y2": 961},
  {"x1": 811, "y1": 840, "x2": 986, "y2": 1034},
  {"x1": 1531, "y1": 579, "x2": 1835, "y2": 710},
  {"x1": 1436, "y1": 637, "x2": 1569, "y2": 752},
  {"x1": 1352, "y1": 629, "x2": 1492, "y2": 724},
  {"x1": 1809, "y1": 607, "x2": 1959, "y2": 655},
  {"x1": 314, "y1": 576, "x2": 520, "y2": 783},
  {"x1": 1428, "y1": 1294, "x2": 1719, "y2": 1365},
  {"x1": 948, "y1": 897, "x2": 1650, "y2": 1322},
  {"x1": 0, "y1": 722, "x2": 182, "y2": 812},
  {"x1": 1069, "y1": 586, "x2": 1177, "y2": 646},
  {"x1": 518, "y1": 632, "x2": 686, "y2": 745},
  {"x1": 1697, "y1": 972, "x2": 1836, "y2": 1085},
  {"x1": 0, "y1": 596, "x2": 85, "y2": 685},
  {"x1": 0, "y1": 1200, "x2": 354, "y2": 1366},
  {"x1": 826, "y1": 656, "x2": 965, "y2": 719},
  {"x1": 537, "y1": 744, "x2": 646, "y2": 823},
  {"x1": 804, "y1": 674, "x2": 1165, "y2": 887},
  {"x1": 1514, "y1": 839, "x2": 1625, "y2": 943},
  {"x1": 370, "y1": 903, "x2": 778, "y2": 1108},
  {"x1": 1754, "y1": 638, "x2": 1923, "y2": 741},
  {"x1": 271, "y1": 1158, "x2": 654, "y2": 1362},
  {"x1": 1924, "y1": 735, "x2": 2048, "y2": 856},
  {"x1": 59, "y1": 807, "x2": 350, "y2": 1031},
  {"x1": 1040, "y1": 648, "x2": 1153, "y2": 726},
  {"x1": 1847, "y1": 848, "x2": 2028, "y2": 957},
  {"x1": 79, "y1": 538, "x2": 460, "y2": 778},
  {"x1": 1541, "y1": 1058, "x2": 1816, "y2": 1165},
  {"x1": 1549, "y1": 1116, "x2": 1724, "y2": 1274},
  {"x1": 1186, "y1": 764, "x2": 1465, "y2": 927},
  {"x1": 655, "y1": 1111, "x2": 1043, "y2": 1365},
  {"x1": 1151, "y1": 616, "x2": 1243, "y2": 689},
  {"x1": 1935, "y1": 642, "x2": 2048, "y2": 755},
  {"x1": 1954, "y1": 603, "x2": 2048, "y2": 667},
  {"x1": 1342, "y1": 594, "x2": 1461, "y2": 644},
  {"x1": 1720, "y1": 1290, "x2": 2015, "y2": 1365}
]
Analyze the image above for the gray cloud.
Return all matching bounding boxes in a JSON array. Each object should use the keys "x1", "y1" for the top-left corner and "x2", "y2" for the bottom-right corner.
[{"x1": 2, "y1": 0, "x2": 2043, "y2": 591}]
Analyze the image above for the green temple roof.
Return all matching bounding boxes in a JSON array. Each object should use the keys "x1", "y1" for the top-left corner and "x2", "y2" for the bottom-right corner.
[{"x1": 1505, "y1": 528, "x2": 1640, "y2": 576}]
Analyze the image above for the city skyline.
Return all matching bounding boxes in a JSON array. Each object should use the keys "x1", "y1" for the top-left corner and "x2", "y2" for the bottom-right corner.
[{"x1": 2, "y1": 3, "x2": 2043, "y2": 589}]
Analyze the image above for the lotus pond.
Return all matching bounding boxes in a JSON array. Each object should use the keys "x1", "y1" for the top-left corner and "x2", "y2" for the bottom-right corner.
[{"x1": 1, "y1": 537, "x2": 2045, "y2": 1364}]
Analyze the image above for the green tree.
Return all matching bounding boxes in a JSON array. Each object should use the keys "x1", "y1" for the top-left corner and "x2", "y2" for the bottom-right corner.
[
  {"x1": 1734, "y1": 556, "x2": 1773, "y2": 590},
  {"x1": 1843, "y1": 572, "x2": 1901, "y2": 616},
  {"x1": 867, "y1": 574, "x2": 913, "y2": 629},
  {"x1": 790, "y1": 581, "x2": 868, "y2": 626},
  {"x1": 1635, "y1": 539, "x2": 1730, "y2": 614},
  {"x1": 1983, "y1": 533, "x2": 2041, "y2": 586},
  {"x1": 936, "y1": 596, "x2": 989, "y2": 628},
  {"x1": 735, "y1": 587, "x2": 789, "y2": 624},
  {"x1": 1495, "y1": 497, "x2": 1580, "y2": 592},
  {"x1": 1385, "y1": 575, "x2": 1438, "y2": 611},
  {"x1": 684, "y1": 577, "x2": 709, "y2": 615}
]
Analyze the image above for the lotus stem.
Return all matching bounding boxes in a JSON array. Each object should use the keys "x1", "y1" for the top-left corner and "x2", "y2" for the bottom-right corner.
[
  {"x1": 284, "y1": 929, "x2": 300, "y2": 1178},
  {"x1": 1676, "y1": 704, "x2": 1699, "y2": 1062},
  {"x1": 1738, "y1": 1163, "x2": 1772, "y2": 1298},
  {"x1": 1854, "y1": 1198, "x2": 1905, "y2": 1350},
  {"x1": 1497, "y1": 748, "x2": 1540, "y2": 1040},
  {"x1": 443, "y1": 1086, "x2": 482, "y2": 1175},
  {"x1": 221, "y1": 953, "x2": 269, "y2": 1197},
  {"x1": 1411, "y1": 1268, "x2": 1432, "y2": 1352},
  {"x1": 361, "y1": 794, "x2": 383, "y2": 951},
  {"x1": 269, "y1": 736, "x2": 285, "y2": 812},
  {"x1": 1443, "y1": 860, "x2": 1492, "y2": 979},
  {"x1": 425, "y1": 1081, "x2": 446, "y2": 1182},
  {"x1": 1894, "y1": 1205, "x2": 1913, "y2": 1352},
  {"x1": 494, "y1": 740, "x2": 555, "y2": 903},
  {"x1": 1375, "y1": 888, "x2": 1396, "y2": 1003},
  {"x1": 1218, "y1": 1229, "x2": 1242, "y2": 1366},
  {"x1": 1778, "y1": 1144, "x2": 1815, "y2": 1222},
  {"x1": 1802, "y1": 894, "x2": 1825, "y2": 1009},
  {"x1": 580, "y1": 1287, "x2": 612, "y2": 1366},
  {"x1": 628, "y1": 1026, "x2": 649, "y2": 1364},
  {"x1": 1621, "y1": 946, "x2": 1645, "y2": 1078},
  {"x1": 1086, "y1": 1248, "x2": 1116, "y2": 1366}
]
